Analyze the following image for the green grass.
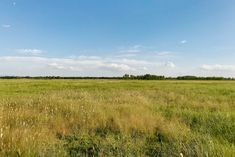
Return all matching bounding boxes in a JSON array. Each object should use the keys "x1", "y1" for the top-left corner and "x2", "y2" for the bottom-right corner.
[{"x1": 0, "y1": 79, "x2": 234, "y2": 156}]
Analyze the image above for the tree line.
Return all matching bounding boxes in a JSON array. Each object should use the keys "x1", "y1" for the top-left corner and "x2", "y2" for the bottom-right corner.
[
  {"x1": 123, "y1": 74, "x2": 234, "y2": 80},
  {"x1": 0, "y1": 74, "x2": 234, "y2": 80}
]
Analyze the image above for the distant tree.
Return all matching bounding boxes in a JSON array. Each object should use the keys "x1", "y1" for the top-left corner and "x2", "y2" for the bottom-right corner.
[{"x1": 123, "y1": 74, "x2": 130, "y2": 79}]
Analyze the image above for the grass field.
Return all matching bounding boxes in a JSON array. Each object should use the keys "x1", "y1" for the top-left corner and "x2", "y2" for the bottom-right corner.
[{"x1": 0, "y1": 79, "x2": 234, "y2": 157}]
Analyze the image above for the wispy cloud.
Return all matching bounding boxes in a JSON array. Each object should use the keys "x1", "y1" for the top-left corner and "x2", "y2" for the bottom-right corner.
[
  {"x1": 2, "y1": 24, "x2": 11, "y2": 28},
  {"x1": 181, "y1": 40, "x2": 187, "y2": 44},
  {"x1": 115, "y1": 53, "x2": 137, "y2": 58},
  {"x1": 201, "y1": 64, "x2": 235, "y2": 71},
  {"x1": 16, "y1": 49, "x2": 45, "y2": 55},
  {"x1": 156, "y1": 51, "x2": 173, "y2": 56},
  {"x1": 118, "y1": 45, "x2": 175, "y2": 58},
  {"x1": 119, "y1": 45, "x2": 143, "y2": 53}
]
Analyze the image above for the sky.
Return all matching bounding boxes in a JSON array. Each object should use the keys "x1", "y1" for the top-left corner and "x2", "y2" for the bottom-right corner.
[{"x1": 1, "y1": 0, "x2": 235, "y2": 77}]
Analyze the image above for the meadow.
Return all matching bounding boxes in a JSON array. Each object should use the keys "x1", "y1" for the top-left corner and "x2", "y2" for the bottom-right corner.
[{"x1": 0, "y1": 79, "x2": 234, "y2": 157}]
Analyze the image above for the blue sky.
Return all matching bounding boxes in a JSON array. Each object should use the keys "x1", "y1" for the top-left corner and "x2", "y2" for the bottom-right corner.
[{"x1": 1, "y1": 0, "x2": 235, "y2": 77}]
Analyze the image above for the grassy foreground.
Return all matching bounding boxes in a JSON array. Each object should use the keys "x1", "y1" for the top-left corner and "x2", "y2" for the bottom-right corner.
[{"x1": 0, "y1": 79, "x2": 234, "y2": 157}]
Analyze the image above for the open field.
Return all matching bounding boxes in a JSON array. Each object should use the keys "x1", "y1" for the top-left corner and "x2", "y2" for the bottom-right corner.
[{"x1": 0, "y1": 79, "x2": 234, "y2": 157}]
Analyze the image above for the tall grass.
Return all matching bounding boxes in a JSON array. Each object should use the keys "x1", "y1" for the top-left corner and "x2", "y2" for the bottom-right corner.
[{"x1": 0, "y1": 79, "x2": 234, "y2": 156}]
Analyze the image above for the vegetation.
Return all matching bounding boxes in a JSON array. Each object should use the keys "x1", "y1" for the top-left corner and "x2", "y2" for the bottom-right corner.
[
  {"x1": 0, "y1": 79, "x2": 234, "y2": 156},
  {"x1": 123, "y1": 74, "x2": 165, "y2": 80},
  {"x1": 0, "y1": 74, "x2": 234, "y2": 80}
]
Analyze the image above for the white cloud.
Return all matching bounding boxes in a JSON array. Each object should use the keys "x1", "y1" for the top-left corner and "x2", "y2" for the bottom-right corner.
[
  {"x1": 181, "y1": 40, "x2": 187, "y2": 44},
  {"x1": 119, "y1": 45, "x2": 144, "y2": 53},
  {"x1": 0, "y1": 55, "x2": 177, "y2": 76},
  {"x1": 16, "y1": 49, "x2": 45, "y2": 55},
  {"x1": 69, "y1": 55, "x2": 101, "y2": 60},
  {"x1": 0, "y1": 56, "x2": 48, "y2": 62},
  {"x1": 165, "y1": 62, "x2": 176, "y2": 68},
  {"x1": 2, "y1": 24, "x2": 11, "y2": 28},
  {"x1": 115, "y1": 58, "x2": 151, "y2": 65},
  {"x1": 101, "y1": 63, "x2": 134, "y2": 71},
  {"x1": 118, "y1": 45, "x2": 175, "y2": 58},
  {"x1": 156, "y1": 51, "x2": 173, "y2": 56},
  {"x1": 115, "y1": 54, "x2": 137, "y2": 58},
  {"x1": 48, "y1": 63, "x2": 66, "y2": 70},
  {"x1": 201, "y1": 64, "x2": 235, "y2": 71},
  {"x1": 119, "y1": 49, "x2": 141, "y2": 53},
  {"x1": 142, "y1": 67, "x2": 148, "y2": 70}
]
